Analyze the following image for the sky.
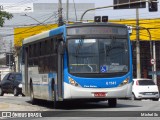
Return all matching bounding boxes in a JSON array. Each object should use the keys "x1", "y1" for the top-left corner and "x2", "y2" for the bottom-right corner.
[
  {"x1": 0, "y1": 0, "x2": 160, "y2": 20},
  {"x1": 0, "y1": 0, "x2": 159, "y2": 57}
]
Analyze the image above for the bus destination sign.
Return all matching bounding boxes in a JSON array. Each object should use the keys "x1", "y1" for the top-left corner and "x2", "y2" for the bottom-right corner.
[{"x1": 67, "y1": 27, "x2": 127, "y2": 36}]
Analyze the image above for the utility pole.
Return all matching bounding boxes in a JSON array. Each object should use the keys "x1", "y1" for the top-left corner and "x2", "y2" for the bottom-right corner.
[
  {"x1": 136, "y1": 8, "x2": 141, "y2": 78},
  {"x1": 66, "y1": 0, "x2": 69, "y2": 23},
  {"x1": 9, "y1": 40, "x2": 12, "y2": 71},
  {"x1": 58, "y1": 0, "x2": 64, "y2": 26},
  {"x1": 153, "y1": 41, "x2": 157, "y2": 84}
]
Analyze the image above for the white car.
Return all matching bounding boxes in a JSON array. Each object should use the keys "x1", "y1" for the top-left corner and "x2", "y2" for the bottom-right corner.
[{"x1": 132, "y1": 78, "x2": 159, "y2": 101}]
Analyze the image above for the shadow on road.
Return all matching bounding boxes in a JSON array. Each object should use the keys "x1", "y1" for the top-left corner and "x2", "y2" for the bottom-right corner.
[{"x1": 26, "y1": 99, "x2": 141, "y2": 110}]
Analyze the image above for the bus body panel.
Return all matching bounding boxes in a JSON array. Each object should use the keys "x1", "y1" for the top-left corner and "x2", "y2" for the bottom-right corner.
[
  {"x1": 64, "y1": 82, "x2": 132, "y2": 99},
  {"x1": 64, "y1": 71, "x2": 132, "y2": 88},
  {"x1": 27, "y1": 72, "x2": 57, "y2": 101}
]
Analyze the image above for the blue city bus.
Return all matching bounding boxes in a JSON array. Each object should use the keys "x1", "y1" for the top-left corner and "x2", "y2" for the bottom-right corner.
[{"x1": 22, "y1": 22, "x2": 132, "y2": 108}]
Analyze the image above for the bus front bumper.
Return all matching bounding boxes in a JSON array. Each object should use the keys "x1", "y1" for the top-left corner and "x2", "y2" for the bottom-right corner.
[{"x1": 63, "y1": 82, "x2": 132, "y2": 99}]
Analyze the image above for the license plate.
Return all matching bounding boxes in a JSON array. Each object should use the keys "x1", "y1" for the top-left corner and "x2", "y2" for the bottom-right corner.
[
  {"x1": 94, "y1": 92, "x2": 106, "y2": 97},
  {"x1": 145, "y1": 93, "x2": 153, "y2": 95}
]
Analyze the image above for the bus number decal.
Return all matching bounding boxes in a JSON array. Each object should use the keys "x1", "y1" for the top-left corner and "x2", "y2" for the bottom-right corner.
[{"x1": 106, "y1": 81, "x2": 117, "y2": 86}]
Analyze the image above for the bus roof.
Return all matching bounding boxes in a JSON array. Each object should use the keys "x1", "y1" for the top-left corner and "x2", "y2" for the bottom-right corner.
[
  {"x1": 66, "y1": 22, "x2": 127, "y2": 28},
  {"x1": 23, "y1": 25, "x2": 65, "y2": 45}
]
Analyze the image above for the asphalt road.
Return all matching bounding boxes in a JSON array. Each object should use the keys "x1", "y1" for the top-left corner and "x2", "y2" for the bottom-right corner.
[{"x1": 0, "y1": 94, "x2": 160, "y2": 119}]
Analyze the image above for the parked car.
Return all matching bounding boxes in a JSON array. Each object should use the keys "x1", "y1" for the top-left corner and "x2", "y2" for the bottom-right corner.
[
  {"x1": 132, "y1": 78, "x2": 159, "y2": 101},
  {"x1": 0, "y1": 72, "x2": 24, "y2": 96}
]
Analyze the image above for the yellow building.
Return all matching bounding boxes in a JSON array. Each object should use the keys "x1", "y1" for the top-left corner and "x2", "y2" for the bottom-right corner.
[
  {"x1": 14, "y1": 18, "x2": 160, "y2": 48},
  {"x1": 14, "y1": 24, "x2": 58, "y2": 47},
  {"x1": 111, "y1": 18, "x2": 160, "y2": 41}
]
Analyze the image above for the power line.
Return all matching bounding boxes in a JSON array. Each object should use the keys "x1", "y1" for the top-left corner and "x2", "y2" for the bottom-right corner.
[
  {"x1": 0, "y1": 11, "x2": 59, "y2": 28},
  {"x1": 1, "y1": 14, "x2": 60, "y2": 37}
]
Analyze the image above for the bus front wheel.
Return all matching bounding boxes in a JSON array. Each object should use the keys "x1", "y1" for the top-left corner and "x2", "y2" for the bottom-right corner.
[{"x1": 108, "y1": 98, "x2": 117, "y2": 107}]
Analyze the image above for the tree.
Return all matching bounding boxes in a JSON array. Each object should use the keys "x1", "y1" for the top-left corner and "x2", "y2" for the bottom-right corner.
[{"x1": 0, "y1": 11, "x2": 13, "y2": 27}]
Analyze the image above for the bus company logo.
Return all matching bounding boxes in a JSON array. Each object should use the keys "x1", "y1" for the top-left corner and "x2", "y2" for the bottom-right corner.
[{"x1": 2, "y1": 112, "x2": 12, "y2": 118}]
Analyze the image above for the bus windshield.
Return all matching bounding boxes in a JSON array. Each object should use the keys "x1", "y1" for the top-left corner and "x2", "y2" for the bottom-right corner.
[{"x1": 68, "y1": 38, "x2": 129, "y2": 74}]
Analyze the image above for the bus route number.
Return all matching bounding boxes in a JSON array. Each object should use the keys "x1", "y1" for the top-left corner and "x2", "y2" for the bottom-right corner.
[{"x1": 106, "y1": 81, "x2": 116, "y2": 86}]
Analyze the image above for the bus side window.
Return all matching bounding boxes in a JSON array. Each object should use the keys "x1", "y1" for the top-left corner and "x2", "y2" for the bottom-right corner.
[
  {"x1": 40, "y1": 42, "x2": 42, "y2": 56},
  {"x1": 31, "y1": 45, "x2": 34, "y2": 58},
  {"x1": 47, "y1": 39, "x2": 51, "y2": 54},
  {"x1": 36, "y1": 43, "x2": 39, "y2": 57},
  {"x1": 41, "y1": 41, "x2": 45, "y2": 56},
  {"x1": 33, "y1": 44, "x2": 36, "y2": 57},
  {"x1": 39, "y1": 58, "x2": 43, "y2": 73},
  {"x1": 54, "y1": 39, "x2": 59, "y2": 53},
  {"x1": 21, "y1": 47, "x2": 25, "y2": 64},
  {"x1": 45, "y1": 40, "x2": 48, "y2": 55},
  {"x1": 50, "y1": 39, "x2": 53, "y2": 53},
  {"x1": 29, "y1": 45, "x2": 31, "y2": 58}
]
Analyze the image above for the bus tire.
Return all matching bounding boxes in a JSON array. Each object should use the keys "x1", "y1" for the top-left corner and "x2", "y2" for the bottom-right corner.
[
  {"x1": 54, "y1": 101, "x2": 60, "y2": 109},
  {"x1": 30, "y1": 82, "x2": 36, "y2": 104},
  {"x1": 0, "y1": 87, "x2": 4, "y2": 96},
  {"x1": 152, "y1": 98, "x2": 159, "y2": 101},
  {"x1": 108, "y1": 98, "x2": 117, "y2": 107},
  {"x1": 53, "y1": 91, "x2": 60, "y2": 109},
  {"x1": 52, "y1": 79, "x2": 60, "y2": 109}
]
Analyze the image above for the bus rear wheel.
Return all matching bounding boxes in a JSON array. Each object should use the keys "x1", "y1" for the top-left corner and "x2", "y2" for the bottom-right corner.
[{"x1": 108, "y1": 98, "x2": 117, "y2": 107}]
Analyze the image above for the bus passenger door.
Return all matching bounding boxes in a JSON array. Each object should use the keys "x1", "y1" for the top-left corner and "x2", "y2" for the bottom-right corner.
[{"x1": 57, "y1": 41, "x2": 64, "y2": 101}]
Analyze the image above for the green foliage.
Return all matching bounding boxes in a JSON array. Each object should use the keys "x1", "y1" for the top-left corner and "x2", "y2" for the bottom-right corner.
[{"x1": 0, "y1": 11, "x2": 13, "y2": 27}]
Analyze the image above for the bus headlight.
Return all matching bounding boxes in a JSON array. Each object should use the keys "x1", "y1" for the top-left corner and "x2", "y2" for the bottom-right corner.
[
  {"x1": 118, "y1": 78, "x2": 129, "y2": 87},
  {"x1": 18, "y1": 83, "x2": 22, "y2": 88},
  {"x1": 68, "y1": 77, "x2": 81, "y2": 87}
]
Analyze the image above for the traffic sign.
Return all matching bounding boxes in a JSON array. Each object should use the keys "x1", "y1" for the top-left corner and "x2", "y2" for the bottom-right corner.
[
  {"x1": 150, "y1": 59, "x2": 155, "y2": 65},
  {"x1": 6, "y1": 53, "x2": 14, "y2": 66},
  {"x1": 113, "y1": 0, "x2": 146, "y2": 9}
]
